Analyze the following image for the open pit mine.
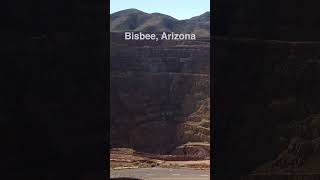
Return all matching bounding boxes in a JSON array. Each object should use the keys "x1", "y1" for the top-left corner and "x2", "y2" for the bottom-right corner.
[{"x1": 110, "y1": 32, "x2": 210, "y2": 167}]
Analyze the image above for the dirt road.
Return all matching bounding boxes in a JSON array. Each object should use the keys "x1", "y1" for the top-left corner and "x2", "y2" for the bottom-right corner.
[{"x1": 110, "y1": 168, "x2": 210, "y2": 180}]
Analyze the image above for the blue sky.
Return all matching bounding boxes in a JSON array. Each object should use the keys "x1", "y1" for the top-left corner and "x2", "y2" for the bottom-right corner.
[{"x1": 110, "y1": 0, "x2": 210, "y2": 20}]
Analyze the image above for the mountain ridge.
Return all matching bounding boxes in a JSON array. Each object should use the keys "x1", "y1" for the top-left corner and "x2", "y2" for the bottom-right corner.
[{"x1": 110, "y1": 9, "x2": 210, "y2": 37}]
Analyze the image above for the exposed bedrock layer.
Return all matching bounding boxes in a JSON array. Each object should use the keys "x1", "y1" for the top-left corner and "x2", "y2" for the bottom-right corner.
[
  {"x1": 214, "y1": 38, "x2": 320, "y2": 177},
  {"x1": 171, "y1": 143, "x2": 210, "y2": 160},
  {"x1": 110, "y1": 33, "x2": 210, "y2": 154}
]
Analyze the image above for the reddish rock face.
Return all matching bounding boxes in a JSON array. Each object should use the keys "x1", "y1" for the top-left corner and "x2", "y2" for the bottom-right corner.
[{"x1": 110, "y1": 33, "x2": 210, "y2": 154}]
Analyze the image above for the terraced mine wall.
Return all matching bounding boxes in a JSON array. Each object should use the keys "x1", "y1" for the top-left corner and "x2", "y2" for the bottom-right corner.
[
  {"x1": 214, "y1": 37, "x2": 320, "y2": 179},
  {"x1": 110, "y1": 33, "x2": 210, "y2": 154}
]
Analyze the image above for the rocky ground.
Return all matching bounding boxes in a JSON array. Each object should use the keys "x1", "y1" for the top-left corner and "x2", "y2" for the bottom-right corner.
[{"x1": 110, "y1": 146, "x2": 210, "y2": 170}]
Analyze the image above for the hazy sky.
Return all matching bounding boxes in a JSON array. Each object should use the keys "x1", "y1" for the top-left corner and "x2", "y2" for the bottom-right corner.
[{"x1": 110, "y1": 0, "x2": 210, "y2": 20}]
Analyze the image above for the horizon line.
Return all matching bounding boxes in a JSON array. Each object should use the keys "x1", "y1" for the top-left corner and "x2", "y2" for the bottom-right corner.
[{"x1": 110, "y1": 8, "x2": 210, "y2": 20}]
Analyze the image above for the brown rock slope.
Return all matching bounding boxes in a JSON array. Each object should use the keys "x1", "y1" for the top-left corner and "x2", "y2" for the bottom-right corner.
[{"x1": 110, "y1": 32, "x2": 210, "y2": 155}]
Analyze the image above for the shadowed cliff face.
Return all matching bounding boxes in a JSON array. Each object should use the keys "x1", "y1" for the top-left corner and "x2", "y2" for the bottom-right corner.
[{"x1": 110, "y1": 33, "x2": 210, "y2": 154}]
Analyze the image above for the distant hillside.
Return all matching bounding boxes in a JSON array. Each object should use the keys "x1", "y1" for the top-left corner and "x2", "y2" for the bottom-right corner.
[
  {"x1": 110, "y1": 9, "x2": 210, "y2": 37},
  {"x1": 186, "y1": 12, "x2": 210, "y2": 23}
]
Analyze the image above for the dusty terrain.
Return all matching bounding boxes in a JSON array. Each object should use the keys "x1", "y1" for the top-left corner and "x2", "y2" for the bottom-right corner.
[
  {"x1": 110, "y1": 168, "x2": 210, "y2": 180},
  {"x1": 110, "y1": 147, "x2": 210, "y2": 170}
]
